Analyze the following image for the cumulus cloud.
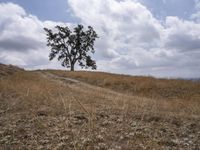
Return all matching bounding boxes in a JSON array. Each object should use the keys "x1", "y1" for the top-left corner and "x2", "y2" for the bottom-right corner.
[
  {"x1": 165, "y1": 16, "x2": 200, "y2": 52},
  {"x1": 0, "y1": 3, "x2": 45, "y2": 52},
  {"x1": 68, "y1": 0, "x2": 200, "y2": 78},
  {"x1": 0, "y1": 1, "x2": 200, "y2": 78},
  {"x1": 0, "y1": 2, "x2": 69, "y2": 69},
  {"x1": 69, "y1": 0, "x2": 162, "y2": 47}
]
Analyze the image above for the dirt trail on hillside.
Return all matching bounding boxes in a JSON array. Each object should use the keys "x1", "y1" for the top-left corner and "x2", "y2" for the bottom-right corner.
[
  {"x1": 38, "y1": 72, "x2": 200, "y2": 149},
  {"x1": 40, "y1": 71, "x2": 136, "y2": 103},
  {"x1": 0, "y1": 71, "x2": 200, "y2": 149}
]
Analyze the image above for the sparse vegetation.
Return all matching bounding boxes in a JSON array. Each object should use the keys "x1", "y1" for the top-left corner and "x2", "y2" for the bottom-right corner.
[
  {"x1": 0, "y1": 64, "x2": 200, "y2": 149},
  {"x1": 46, "y1": 70, "x2": 200, "y2": 101},
  {"x1": 0, "y1": 63, "x2": 24, "y2": 77}
]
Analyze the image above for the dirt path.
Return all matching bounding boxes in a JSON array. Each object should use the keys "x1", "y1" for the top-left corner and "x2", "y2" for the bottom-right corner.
[
  {"x1": 39, "y1": 71, "x2": 136, "y2": 102},
  {"x1": 41, "y1": 72, "x2": 80, "y2": 83},
  {"x1": 1, "y1": 71, "x2": 199, "y2": 149}
]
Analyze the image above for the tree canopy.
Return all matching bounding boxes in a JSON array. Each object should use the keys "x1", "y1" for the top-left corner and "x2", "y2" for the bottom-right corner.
[{"x1": 44, "y1": 24, "x2": 98, "y2": 71}]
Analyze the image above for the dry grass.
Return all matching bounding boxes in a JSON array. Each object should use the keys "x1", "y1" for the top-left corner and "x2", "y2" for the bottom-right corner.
[
  {"x1": 46, "y1": 70, "x2": 200, "y2": 101},
  {"x1": 0, "y1": 66, "x2": 200, "y2": 149},
  {"x1": 0, "y1": 71, "x2": 65, "y2": 114},
  {"x1": 0, "y1": 63, "x2": 23, "y2": 77}
]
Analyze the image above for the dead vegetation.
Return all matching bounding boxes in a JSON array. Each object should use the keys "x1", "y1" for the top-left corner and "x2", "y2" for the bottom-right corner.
[
  {"x1": 46, "y1": 70, "x2": 200, "y2": 101},
  {"x1": 0, "y1": 63, "x2": 24, "y2": 77},
  {"x1": 0, "y1": 65, "x2": 200, "y2": 149}
]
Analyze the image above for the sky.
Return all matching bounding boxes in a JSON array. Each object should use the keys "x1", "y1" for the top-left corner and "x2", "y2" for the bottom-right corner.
[{"x1": 0, "y1": 0, "x2": 200, "y2": 78}]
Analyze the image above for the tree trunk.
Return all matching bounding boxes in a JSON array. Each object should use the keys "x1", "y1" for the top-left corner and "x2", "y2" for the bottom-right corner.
[{"x1": 70, "y1": 64, "x2": 74, "y2": 71}]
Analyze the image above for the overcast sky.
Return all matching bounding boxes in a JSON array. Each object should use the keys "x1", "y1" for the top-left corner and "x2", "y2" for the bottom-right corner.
[{"x1": 0, "y1": 0, "x2": 200, "y2": 78}]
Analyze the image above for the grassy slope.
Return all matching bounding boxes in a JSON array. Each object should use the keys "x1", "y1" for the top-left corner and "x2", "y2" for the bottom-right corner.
[
  {"x1": 46, "y1": 70, "x2": 200, "y2": 101},
  {"x1": 0, "y1": 66, "x2": 200, "y2": 149}
]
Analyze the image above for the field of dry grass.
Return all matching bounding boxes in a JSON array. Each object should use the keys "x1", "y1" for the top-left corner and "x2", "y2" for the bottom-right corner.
[
  {"x1": 47, "y1": 70, "x2": 200, "y2": 101},
  {"x1": 0, "y1": 65, "x2": 200, "y2": 149}
]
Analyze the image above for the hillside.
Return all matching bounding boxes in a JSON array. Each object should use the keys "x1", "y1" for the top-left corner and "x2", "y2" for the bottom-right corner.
[
  {"x1": 46, "y1": 70, "x2": 200, "y2": 101},
  {"x1": 0, "y1": 63, "x2": 24, "y2": 77},
  {"x1": 0, "y1": 64, "x2": 200, "y2": 149}
]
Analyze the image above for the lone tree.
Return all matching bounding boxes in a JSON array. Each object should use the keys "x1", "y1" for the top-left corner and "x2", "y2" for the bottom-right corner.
[{"x1": 44, "y1": 24, "x2": 98, "y2": 71}]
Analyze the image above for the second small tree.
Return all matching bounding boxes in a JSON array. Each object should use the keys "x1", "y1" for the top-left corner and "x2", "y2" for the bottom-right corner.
[{"x1": 44, "y1": 24, "x2": 98, "y2": 71}]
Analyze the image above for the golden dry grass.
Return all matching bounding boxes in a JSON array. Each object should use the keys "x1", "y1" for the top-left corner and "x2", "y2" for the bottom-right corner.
[
  {"x1": 0, "y1": 63, "x2": 23, "y2": 77},
  {"x1": 46, "y1": 70, "x2": 200, "y2": 101},
  {"x1": 0, "y1": 67, "x2": 200, "y2": 149}
]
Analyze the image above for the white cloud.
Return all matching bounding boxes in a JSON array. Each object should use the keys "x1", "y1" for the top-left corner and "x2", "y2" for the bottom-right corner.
[
  {"x1": 0, "y1": 2, "x2": 70, "y2": 69},
  {"x1": 68, "y1": 0, "x2": 200, "y2": 78},
  {"x1": 0, "y1": 2, "x2": 26, "y2": 17},
  {"x1": 164, "y1": 16, "x2": 200, "y2": 52},
  {"x1": 69, "y1": 0, "x2": 162, "y2": 47},
  {"x1": 0, "y1": 1, "x2": 200, "y2": 78},
  {"x1": 0, "y1": 3, "x2": 44, "y2": 51}
]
